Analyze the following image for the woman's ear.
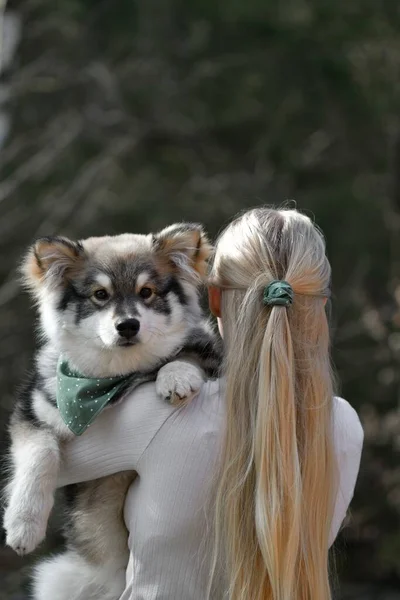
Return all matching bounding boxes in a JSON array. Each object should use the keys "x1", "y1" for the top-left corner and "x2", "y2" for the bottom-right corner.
[{"x1": 208, "y1": 286, "x2": 221, "y2": 318}]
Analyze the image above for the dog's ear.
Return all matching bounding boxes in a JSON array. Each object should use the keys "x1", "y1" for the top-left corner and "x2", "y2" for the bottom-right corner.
[
  {"x1": 22, "y1": 236, "x2": 85, "y2": 292},
  {"x1": 153, "y1": 223, "x2": 212, "y2": 280}
]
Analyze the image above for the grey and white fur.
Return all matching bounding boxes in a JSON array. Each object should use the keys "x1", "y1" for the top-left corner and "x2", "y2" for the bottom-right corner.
[{"x1": 2, "y1": 223, "x2": 221, "y2": 600}]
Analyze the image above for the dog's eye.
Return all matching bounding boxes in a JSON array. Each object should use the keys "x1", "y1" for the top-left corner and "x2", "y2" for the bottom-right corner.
[
  {"x1": 94, "y1": 289, "x2": 109, "y2": 301},
  {"x1": 139, "y1": 287, "x2": 153, "y2": 300}
]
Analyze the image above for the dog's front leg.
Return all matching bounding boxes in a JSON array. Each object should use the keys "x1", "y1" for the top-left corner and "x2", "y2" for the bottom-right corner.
[
  {"x1": 156, "y1": 359, "x2": 205, "y2": 405},
  {"x1": 3, "y1": 422, "x2": 60, "y2": 555}
]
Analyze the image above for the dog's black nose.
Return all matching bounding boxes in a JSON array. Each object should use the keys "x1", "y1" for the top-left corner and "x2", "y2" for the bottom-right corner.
[{"x1": 116, "y1": 318, "x2": 140, "y2": 339}]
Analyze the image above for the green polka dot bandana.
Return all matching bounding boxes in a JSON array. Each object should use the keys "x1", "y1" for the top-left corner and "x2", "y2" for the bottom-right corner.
[{"x1": 57, "y1": 358, "x2": 141, "y2": 436}]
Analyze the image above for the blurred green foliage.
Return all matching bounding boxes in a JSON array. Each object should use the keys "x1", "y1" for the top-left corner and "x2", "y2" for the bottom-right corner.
[{"x1": 1, "y1": 0, "x2": 400, "y2": 593}]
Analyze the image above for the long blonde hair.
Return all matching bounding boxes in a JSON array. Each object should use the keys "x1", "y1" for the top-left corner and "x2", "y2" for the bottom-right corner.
[{"x1": 209, "y1": 207, "x2": 337, "y2": 600}]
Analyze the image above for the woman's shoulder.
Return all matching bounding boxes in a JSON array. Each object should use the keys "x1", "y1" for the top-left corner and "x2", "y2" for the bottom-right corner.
[
  {"x1": 128, "y1": 377, "x2": 224, "y2": 435},
  {"x1": 139, "y1": 378, "x2": 225, "y2": 466},
  {"x1": 332, "y1": 396, "x2": 364, "y2": 449},
  {"x1": 177, "y1": 378, "x2": 225, "y2": 426}
]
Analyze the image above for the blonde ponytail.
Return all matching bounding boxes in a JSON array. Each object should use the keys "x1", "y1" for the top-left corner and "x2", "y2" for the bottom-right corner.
[{"x1": 209, "y1": 207, "x2": 337, "y2": 600}]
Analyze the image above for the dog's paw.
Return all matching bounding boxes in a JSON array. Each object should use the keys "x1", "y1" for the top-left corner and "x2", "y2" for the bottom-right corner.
[
  {"x1": 156, "y1": 360, "x2": 205, "y2": 405},
  {"x1": 5, "y1": 512, "x2": 47, "y2": 556}
]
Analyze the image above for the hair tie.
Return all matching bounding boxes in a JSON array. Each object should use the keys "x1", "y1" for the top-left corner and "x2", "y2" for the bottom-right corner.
[{"x1": 263, "y1": 280, "x2": 294, "y2": 308}]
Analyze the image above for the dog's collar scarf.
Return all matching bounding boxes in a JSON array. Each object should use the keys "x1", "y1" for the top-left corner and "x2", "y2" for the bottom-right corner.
[{"x1": 56, "y1": 358, "x2": 157, "y2": 436}]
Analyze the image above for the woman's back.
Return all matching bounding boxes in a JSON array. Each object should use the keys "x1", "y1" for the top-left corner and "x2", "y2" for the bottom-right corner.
[{"x1": 58, "y1": 377, "x2": 362, "y2": 599}]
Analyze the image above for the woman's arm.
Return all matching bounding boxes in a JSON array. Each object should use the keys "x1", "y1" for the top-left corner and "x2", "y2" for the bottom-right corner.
[
  {"x1": 58, "y1": 382, "x2": 177, "y2": 487},
  {"x1": 329, "y1": 397, "x2": 364, "y2": 546}
]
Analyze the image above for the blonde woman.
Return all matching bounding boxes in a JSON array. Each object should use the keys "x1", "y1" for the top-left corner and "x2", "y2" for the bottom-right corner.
[{"x1": 38, "y1": 207, "x2": 363, "y2": 600}]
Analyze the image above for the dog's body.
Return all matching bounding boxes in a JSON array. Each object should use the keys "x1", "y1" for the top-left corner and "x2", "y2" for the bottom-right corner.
[{"x1": 3, "y1": 224, "x2": 220, "y2": 600}]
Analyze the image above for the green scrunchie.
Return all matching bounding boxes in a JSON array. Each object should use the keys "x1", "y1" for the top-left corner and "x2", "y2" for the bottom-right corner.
[{"x1": 263, "y1": 280, "x2": 294, "y2": 308}]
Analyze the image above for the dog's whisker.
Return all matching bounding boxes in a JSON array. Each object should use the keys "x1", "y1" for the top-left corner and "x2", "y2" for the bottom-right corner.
[{"x1": 147, "y1": 330, "x2": 163, "y2": 338}]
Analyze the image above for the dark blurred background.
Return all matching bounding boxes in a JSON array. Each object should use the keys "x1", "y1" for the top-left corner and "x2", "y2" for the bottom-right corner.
[{"x1": 0, "y1": 0, "x2": 399, "y2": 598}]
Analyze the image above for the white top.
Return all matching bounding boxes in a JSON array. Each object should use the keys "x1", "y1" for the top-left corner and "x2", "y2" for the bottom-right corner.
[{"x1": 59, "y1": 379, "x2": 364, "y2": 600}]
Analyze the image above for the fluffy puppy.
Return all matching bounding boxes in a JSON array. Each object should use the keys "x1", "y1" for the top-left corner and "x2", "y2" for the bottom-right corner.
[{"x1": 3, "y1": 223, "x2": 220, "y2": 600}]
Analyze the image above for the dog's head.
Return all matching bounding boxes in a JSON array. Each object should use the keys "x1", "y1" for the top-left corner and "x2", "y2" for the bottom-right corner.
[{"x1": 22, "y1": 224, "x2": 211, "y2": 375}]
